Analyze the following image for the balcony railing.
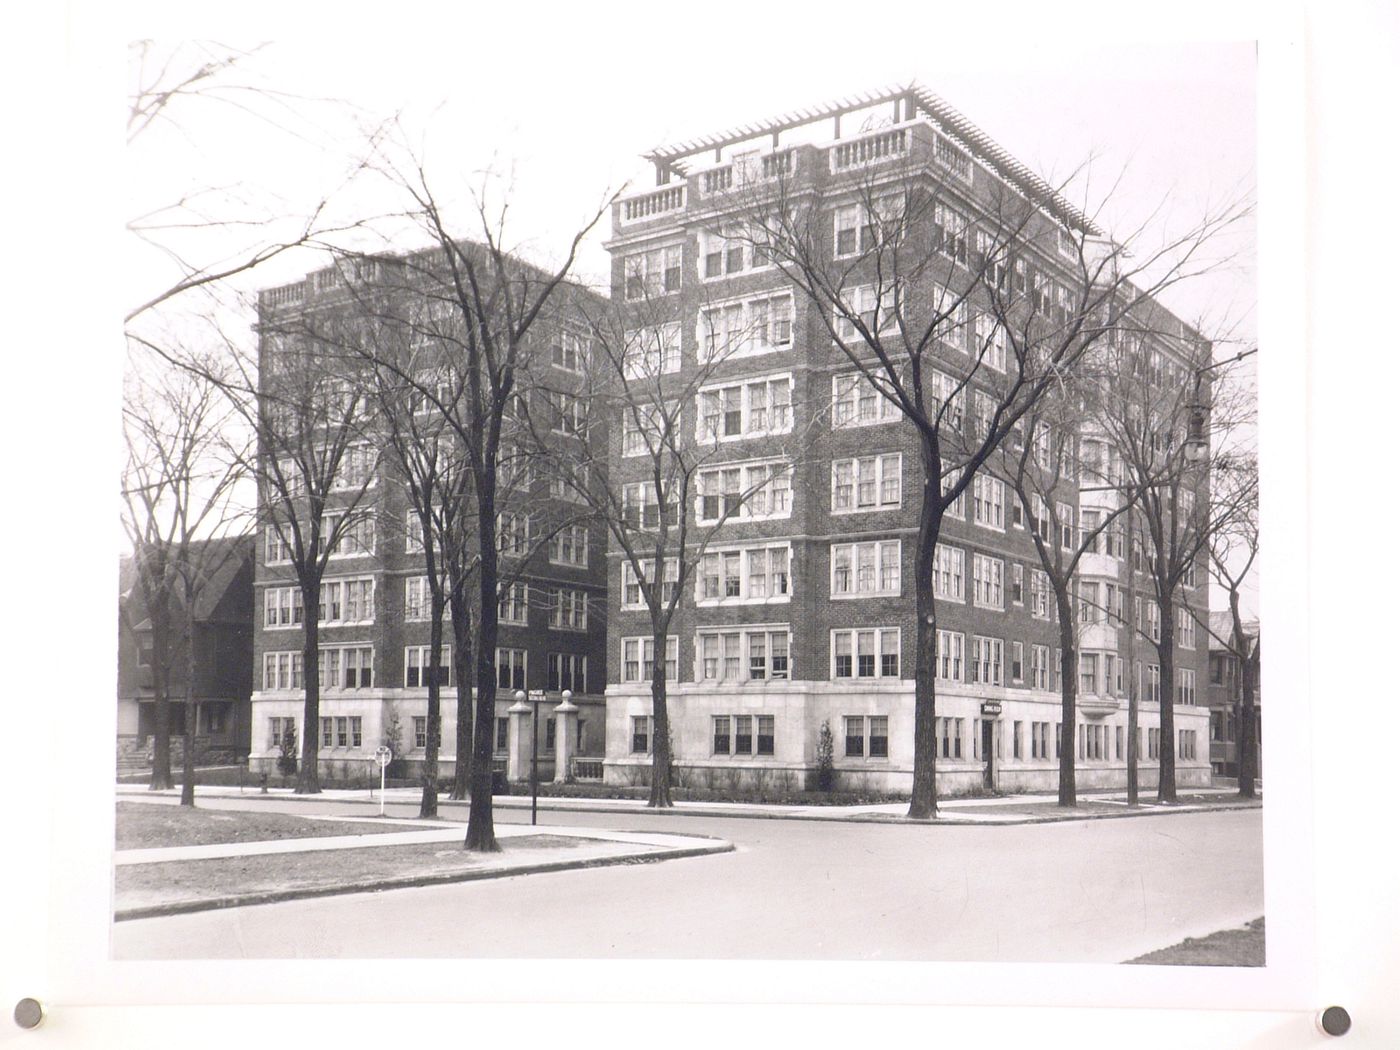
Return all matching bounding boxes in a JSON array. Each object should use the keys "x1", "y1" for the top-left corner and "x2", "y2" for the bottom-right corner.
[
  {"x1": 261, "y1": 281, "x2": 307, "y2": 309},
  {"x1": 701, "y1": 166, "x2": 733, "y2": 195},
  {"x1": 830, "y1": 128, "x2": 908, "y2": 171},
  {"x1": 620, "y1": 185, "x2": 687, "y2": 224},
  {"x1": 572, "y1": 756, "x2": 605, "y2": 781}
]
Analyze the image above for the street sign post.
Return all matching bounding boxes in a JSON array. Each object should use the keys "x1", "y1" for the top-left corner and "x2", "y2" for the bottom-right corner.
[
  {"x1": 374, "y1": 745, "x2": 392, "y2": 817},
  {"x1": 528, "y1": 690, "x2": 546, "y2": 826}
]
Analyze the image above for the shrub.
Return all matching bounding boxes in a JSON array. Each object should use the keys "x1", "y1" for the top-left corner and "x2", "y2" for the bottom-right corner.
[
  {"x1": 816, "y1": 720, "x2": 835, "y2": 792},
  {"x1": 276, "y1": 724, "x2": 298, "y2": 779}
]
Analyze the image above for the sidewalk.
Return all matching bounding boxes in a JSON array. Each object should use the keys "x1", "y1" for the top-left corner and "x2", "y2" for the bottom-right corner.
[{"x1": 117, "y1": 782, "x2": 1260, "y2": 826}]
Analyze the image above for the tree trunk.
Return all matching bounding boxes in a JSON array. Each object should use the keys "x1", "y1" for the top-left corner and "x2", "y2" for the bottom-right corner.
[
  {"x1": 1156, "y1": 601, "x2": 1178, "y2": 802},
  {"x1": 420, "y1": 593, "x2": 445, "y2": 819},
  {"x1": 647, "y1": 627, "x2": 673, "y2": 808},
  {"x1": 908, "y1": 454, "x2": 942, "y2": 820},
  {"x1": 1055, "y1": 597, "x2": 1078, "y2": 807},
  {"x1": 179, "y1": 612, "x2": 197, "y2": 807},
  {"x1": 296, "y1": 583, "x2": 322, "y2": 794},
  {"x1": 1238, "y1": 644, "x2": 1258, "y2": 799},
  {"x1": 149, "y1": 659, "x2": 173, "y2": 791},
  {"x1": 464, "y1": 510, "x2": 500, "y2": 852},
  {"x1": 1126, "y1": 672, "x2": 1139, "y2": 806},
  {"x1": 448, "y1": 588, "x2": 473, "y2": 801}
]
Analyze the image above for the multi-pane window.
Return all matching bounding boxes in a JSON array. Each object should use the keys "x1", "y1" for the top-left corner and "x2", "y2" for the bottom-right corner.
[
  {"x1": 698, "y1": 460, "x2": 792, "y2": 522},
  {"x1": 497, "y1": 512, "x2": 530, "y2": 557},
  {"x1": 699, "y1": 545, "x2": 790, "y2": 603},
  {"x1": 316, "y1": 577, "x2": 375, "y2": 625},
  {"x1": 697, "y1": 374, "x2": 793, "y2": 441},
  {"x1": 621, "y1": 402, "x2": 675, "y2": 457},
  {"x1": 843, "y1": 715, "x2": 890, "y2": 759},
  {"x1": 930, "y1": 282, "x2": 967, "y2": 345},
  {"x1": 263, "y1": 586, "x2": 304, "y2": 628},
  {"x1": 936, "y1": 630, "x2": 964, "y2": 682},
  {"x1": 942, "y1": 472, "x2": 967, "y2": 520},
  {"x1": 835, "y1": 283, "x2": 901, "y2": 340},
  {"x1": 550, "y1": 327, "x2": 589, "y2": 372},
  {"x1": 549, "y1": 524, "x2": 589, "y2": 567},
  {"x1": 319, "y1": 646, "x2": 373, "y2": 689},
  {"x1": 1148, "y1": 727, "x2": 1161, "y2": 759},
  {"x1": 1079, "y1": 651, "x2": 1100, "y2": 695},
  {"x1": 833, "y1": 196, "x2": 903, "y2": 257},
  {"x1": 331, "y1": 446, "x2": 377, "y2": 492},
  {"x1": 831, "y1": 454, "x2": 901, "y2": 512},
  {"x1": 413, "y1": 716, "x2": 427, "y2": 749},
  {"x1": 711, "y1": 714, "x2": 776, "y2": 756},
  {"x1": 973, "y1": 312, "x2": 1009, "y2": 372},
  {"x1": 623, "y1": 244, "x2": 682, "y2": 300},
  {"x1": 495, "y1": 648, "x2": 527, "y2": 691},
  {"x1": 1030, "y1": 721, "x2": 1051, "y2": 759},
  {"x1": 549, "y1": 462, "x2": 589, "y2": 504},
  {"x1": 404, "y1": 645, "x2": 452, "y2": 688},
  {"x1": 1078, "y1": 580, "x2": 1102, "y2": 624},
  {"x1": 621, "y1": 636, "x2": 679, "y2": 683},
  {"x1": 937, "y1": 717, "x2": 964, "y2": 759},
  {"x1": 972, "y1": 554, "x2": 1004, "y2": 609},
  {"x1": 700, "y1": 224, "x2": 771, "y2": 279},
  {"x1": 552, "y1": 588, "x2": 589, "y2": 630},
  {"x1": 630, "y1": 715, "x2": 652, "y2": 754},
  {"x1": 622, "y1": 324, "x2": 682, "y2": 380},
  {"x1": 549, "y1": 392, "x2": 587, "y2": 436},
  {"x1": 323, "y1": 512, "x2": 375, "y2": 557},
  {"x1": 698, "y1": 292, "x2": 793, "y2": 362},
  {"x1": 831, "y1": 371, "x2": 900, "y2": 428},
  {"x1": 933, "y1": 544, "x2": 965, "y2": 601},
  {"x1": 697, "y1": 627, "x2": 790, "y2": 682},
  {"x1": 319, "y1": 715, "x2": 363, "y2": 749},
  {"x1": 1177, "y1": 611, "x2": 1197, "y2": 649},
  {"x1": 1176, "y1": 668, "x2": 1197, "y2": 706},
  {"x1": 621, "y1": 559, "x2": 680, "y2": 610},
  {"x1": 264, "y1": 524, "x2": 293, "y2": 565},
  {"x1": 1144, "y1": 663, "x2": 1162, "y2": 704},
  {"x1": 622, "y1": 482, "x2": 680, "y2": 529},
  {"x1": 972, "y1": 474, "x2": 1005, "y2": 529},
  {"x1": 498, "y1": 583, "x2": 529, "y2": 626},
  {"x1": 832, "y1": 628, "x2": 901, "y2": 679},
  {"x1": 548, "y1": 653, "x2": 587, "y2": 692},
  {"x1": 931, "y1": 203, "x2": 969, "y2": 263},
  {"x1": 1030, "y1": 645, "x2": 1051, "y2": 690},
  {"x1": 1178, "y1": 729, "x2": 1198, "y2": 760},
  {"x1": 262, "y1": 652, "x2": 304, "y2": 691},
  {"x1": 929, "y1": 370, "x2": 965, "y2": 431},
  {"x1": 1011, "y1": 563, "x2": 1025, "y2": 605},
  {"x1": 831, "y1": 540, "x2": 901, "y2": 598},
  {"x1": 404, "y1": 576, "x2": 431, "y2": 621},
  {"x1": 268, "y1": 716, "x2": 296, "y2": 749},
  {"x1": 1030, "y1": 570, "x2": 1052, "y2": 620},
  {"x1": 1010, "y1": 641, "x2": 1024, "y2": 682},
  {"x1": 969, "y1": 636, "x2": 1003, "y2": 686}
]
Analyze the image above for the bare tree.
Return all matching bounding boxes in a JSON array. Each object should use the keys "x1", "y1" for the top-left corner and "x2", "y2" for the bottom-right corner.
[
  {"x1": 121, "y1": 345, "x2": 249, "y2": 803},
  {"x1": 718, "y1": 136, "x2": 1247, "y2": 818}
]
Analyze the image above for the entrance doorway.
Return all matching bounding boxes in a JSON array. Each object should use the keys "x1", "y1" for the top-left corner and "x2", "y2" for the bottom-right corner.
[{"x1": 982, "y1": 719, "x2": 995, "y2": 791}]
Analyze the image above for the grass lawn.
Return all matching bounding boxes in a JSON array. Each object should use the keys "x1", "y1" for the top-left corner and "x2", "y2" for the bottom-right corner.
[
  {"x1": 1127, "y1": 918, "x2": 1265, "y2": 966},
  {"x1": 114, "y1": 835, "x2": 632, "y2": 913},
  {"x1": 116, "y1": 801, "x2": 418, "y2": 850}
]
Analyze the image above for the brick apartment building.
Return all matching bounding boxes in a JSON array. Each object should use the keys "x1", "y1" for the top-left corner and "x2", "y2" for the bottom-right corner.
[
  {"x1": 117, "y1": 535, "x2": 255, "y2": 771},
  {"x1": 601, "y1": 85, "x2": 1212, "y2": 794},
  {"x1": 1207, "y1": 610, "x2": 1260, "y2": 778},
  {"x1": 248, "y1": 251, "x2": 610, "y2": 781}
]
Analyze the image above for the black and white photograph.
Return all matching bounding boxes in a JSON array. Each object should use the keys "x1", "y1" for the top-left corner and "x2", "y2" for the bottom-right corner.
[{"x1": 4, "y1": 2, "x2": 1397, "y2": 1046}]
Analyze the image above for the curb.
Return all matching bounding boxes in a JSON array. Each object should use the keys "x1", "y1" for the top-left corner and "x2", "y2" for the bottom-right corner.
[
  {"x1": 116, "y1": 787, "x2": 1261, "y2": 827},
  {"x1": 114, "y1": 840, "x2": 734, "y2": 922}
]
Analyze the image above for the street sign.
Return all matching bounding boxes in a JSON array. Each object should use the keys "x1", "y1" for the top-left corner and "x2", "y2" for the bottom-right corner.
[
  {"x1": 374, "y1": 745, "x2": 393, "y2": 768},
  {"x1": 372, "y1": 746, "x2": 392, "y2": 817},
  {"x1": 981, "y1": 701, "x2": 1003, "y2": 717},
  {"x1": 528, "y1": 689, "x2": 546, "y2": 702}
]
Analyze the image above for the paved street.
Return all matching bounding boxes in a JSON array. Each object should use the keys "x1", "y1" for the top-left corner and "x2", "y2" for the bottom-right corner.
[{"x1": 112, "y1": 797, "x2": 1263, "y2": 962}]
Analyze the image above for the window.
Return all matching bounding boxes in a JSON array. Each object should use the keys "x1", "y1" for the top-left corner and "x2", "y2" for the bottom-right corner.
[
  {"x1": 404, "y1": 645, "x2": 452, "y2": 688},
  {"x1": 833, "y1": 195, "x2": 903, "y2": 257},
  {"x1": 934, "y1": 544, "x2": 965, "y2": 601},
  {"x1": 700, "y1": 224, "x2": 771, "y2": 279},
  {"x1": 317, "y1": 646, "x2": 373, "y2": 689},
  {"x1": 1056, "y1": 501, "x2": 1075, "y2": 549},
  {"x1": 831, "y1": 454, "x2": 901, "y2": 513},
  {"x1": 698, "y1": 292, "x2": 793, "y2": 362},
  {"x1": 699, "y1": 545, "x2": 790, "y2": 604},
  {"x1": 1030, "y1": 570, "x2": 1052, "y2": 620},
  {"x1": 621, "y1": 324, "x2": 682, "y2": 382},
  {"x1": 631, "y1": 715, "x2": 652, "y2": 754},
  {"x1": 1179, "y1": 729, "x2": 1197, "y2": 760},
  {"x1": 549, "y1": 392, "x2": 587, "y2": 436},
  {"x1": 264, "y1": 524, "x2": 293, "y2": 565},
  {"x1": 711, "y1": 714, "x2": 776, "y2": 756},
  {"x1": 548, "y1": 653, "x2": 587, "y2": 693},
  {"x1": 621, "y1": 636, "x2": 678, "y2": 683},
  {"x1": 315, "y1": 577, "x2": 375, "y2": 626},
  {"x1": 973, "y1": 312, "x2": 1008, "y2": 372},
  {"x1": 263, "y1": 586, "x2": 304, "y2": 628},
  {"x1": 844, "y1": 715, "x2": 866, "y2": 757},
  {"x1": 1010, "y1": 641, "x2": 1024, "y2": 683},
  {"x1": 930, "y1": 282, "x2": 967, "y2": 346},
  {"x1": 268, "y1": 716, "x2": 296, "y2": 749},
  {"x1": 937, "y1": 717, "x2": 964, "y2": 760},
  {"x1": 831, "y1": 540, "x2": 901, "y2": 598},
  {"x1": 551, "y1": 588, "x2": 589, "y2": 631},
  {"x1": 413, "y1": 717, "x2": 427, "y2": 749},
  {"x1": 551, "y1": 327, "x2": 589, "y2": 372},
  {"x1": 1145, "y1": 664, "x2": 1161, "y2": 704},
  {"x1": 261, "y1": 652, "x2": 304, "y2": 691},
  {"x1": 936, "y1": 630, "x2": 964, "y2": 682},
  {"x1": 1012, "y1": 721, "x2": 1024, "y2": 759},
  {"x1": 1029, "y1": 645, "x2": 1051, "y2": 691},
  {"x1": 969, "y1": 636, "x2": 1003, "y2": 686},
  {"x1": 1078, "y1": 580, "x2": 1101, "y2": 624},
  {"x1": 320, "y1": 715, "x2": 363, "y2": 749},
  {"x1": 404, "y1": 576, "x2": 431, "y2": 621},
  {"x1": 698, "y1": 460, "x2": 792, "y2": 522},
  {"x1": 1176, "y1": 668, "x2": 1197, "y2": 706},
  {"x1": 697, "y1": 374, "x2": 792, "y2": 441},
  {"x1": 841, "y1": 715, "x2": 889, "y2": 760},
  {"x1": 972, "y1": 554, "x2": 1004, "y2": 609},
  {"x1": 835, "y1": 283, "x2": 901, "y2": 340},
  {"x1": 323, "y1": 512, "x2": 375, "y2": 558},
  {"x1": 622, "y1": 482, "x2": 680, "y2": 530},
  {"x1": 1079, "y1": 652, "x2": 1100, "y2": 695},
  {"x1": 549, "y1": 462, "x2": 589, "y2": 504},
  {"x1": 931, "y1": 203, "x2": 969, "y2": 263},
  {"x1": 495, "y1": 717, "x2": 508, "y2": 752},
  {"x1": 498, "y1": 583, "x2": 529, "y2": 626},
  {"x1": 1030, "y1": 721, "x2": 1050, "y2": 759},
  {"x1": 697, "y1": 627, "x2": 790, "y2": 681},
  {"x1": 1148, "y1": 727, "x2": 1161, "y2": 759},
  {"x1": 621, "y1": 559, "x2": 680, "y2": 611},
  {"x1": 929, "y1": 369, "x2": 965, "y2": 431},
  {"x1": 497, "y1": 512, "x2": 530, "y2": 557},
  {"x1": 942, "y1": 472, "x2": 967, "y2": 520},
  {"x1": 623, "y1": 244, "x2": 682, "y2": 300},
  {"x1": 832, "y1": 628, "x2": 901, "y2": 679},
  {"x1": 621, "y1": 402, "x2": 676, "y2": 457},
  {"x1": 831, "y1": 371, "x2": 900, "y2": 428},
  {"x1": 1011, "y1": 563, "x2": 1024, "y2": 605},
  {"x1": 549, "y1": 524, "x2": 589, "y2": 567},
  {"x1": 1177, "y1": 611, "x2": 1197, "y2": 649},
  {"x1": 331, "y1": 446, "x2": 377, "y2": 492},
  {"x1": 972, "y1": 474, "x2": 1005, "y2": 529},
  {"x1": 495, "y1": 648, "x2": 527, "y2": 691}
]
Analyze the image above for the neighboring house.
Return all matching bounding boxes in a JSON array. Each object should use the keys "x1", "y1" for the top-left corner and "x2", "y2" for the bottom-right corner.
[
  {"x1": 602, "y1": 84, "x2": 1212, "y2": 794},
  {"x1": 1206, "y1": 610, "x2": 1260, "y2": 779},
  {"x1": 249, "y1": 251, "x2": 610, "y2": 782},
  {"x1": 117, "y1": 535, "x2": 256, "y2": 769}
]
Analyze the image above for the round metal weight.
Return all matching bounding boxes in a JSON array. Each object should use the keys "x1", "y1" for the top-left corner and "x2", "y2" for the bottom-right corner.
[
  {"x1": 12, "y1": 998, "x2": 43, "y2": 1030},
  {"x1": 1317, "y1": 1006, "x2": 1351, "y2": 1037}
]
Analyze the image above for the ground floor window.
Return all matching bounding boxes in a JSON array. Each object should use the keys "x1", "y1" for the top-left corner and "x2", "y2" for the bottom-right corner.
[
  {"x1": 1012, "y1": 720, "x2": 1024, "y2": 759},
  {"x1": 1179, "y1": 729, "x2": 1197, "y2": 760},
  {"x1": 711, "y1": 714, "x2": 777, "y2": 756},
  {"x1": 269, "y1": 716, "x2": 296, "y2": 749},
  {"x1": 631, "y1": 715, "x2": 652, "y2": 754},
  {"x1": 1148, "y1": 727, "x2": 1161, "y2": 759},
  {"x1": 1115, "y1": 725, "x2": 1124, "y2": 760},
  {"x1": 320, "y1": 715, "x2": 363, "y2": 749},
  {"x1": 936, "y1": 717, "x2": 964, "y2": 760},
  {"x1": 842, "y1": 715, "x2": 888, "y2": 759},
  {"x1": 549, "y1": 652, "x2": 587, "y2": 692},
  {"x1": 1077, "y1": 723, "x2": 1107, "y2": 761},
  {"x1": 414, "y1": 716, "x2": 427, "y2": 749},
  {"x1": 495, "y1": 717, "x2": 508, "y2": 752}
]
